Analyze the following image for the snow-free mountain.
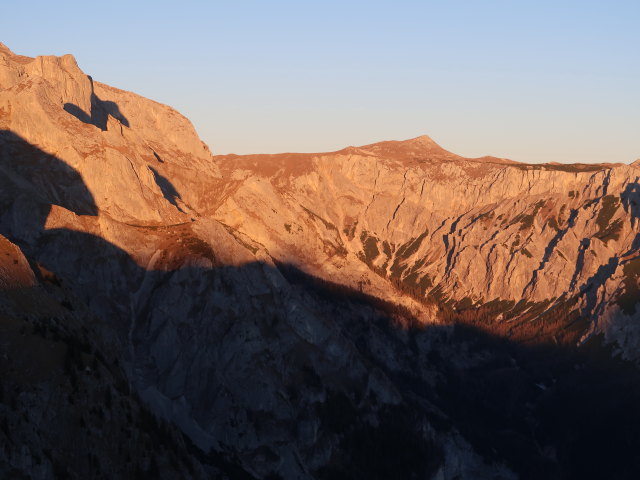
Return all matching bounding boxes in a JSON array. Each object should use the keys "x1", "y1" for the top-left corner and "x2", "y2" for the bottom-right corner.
[{"x1": 2, "y1": 43, "x2": 640, "y2": 480}]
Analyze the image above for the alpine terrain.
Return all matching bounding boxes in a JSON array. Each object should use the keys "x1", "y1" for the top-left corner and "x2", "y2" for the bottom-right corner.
[{"x1": 2, "y1": 43, "x2": 640, "y2": 479}]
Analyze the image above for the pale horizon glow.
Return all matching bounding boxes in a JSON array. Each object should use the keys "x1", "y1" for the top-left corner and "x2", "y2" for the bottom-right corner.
[{"x1": 3, "y1": 1, "x2": 639, "y2": 163}]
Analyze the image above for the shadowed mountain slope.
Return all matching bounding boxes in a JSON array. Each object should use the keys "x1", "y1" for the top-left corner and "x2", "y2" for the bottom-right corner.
[{"x1": 1, "y1": 43, "x2": 640, "y2": 479}]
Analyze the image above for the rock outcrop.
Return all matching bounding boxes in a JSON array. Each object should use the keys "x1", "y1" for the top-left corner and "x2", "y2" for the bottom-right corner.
[
  {"x1": 213, "y1": 133, "x2": 640, "y2": 352},
  {"x1": 1, "y1": 43, "x2": 640, "y2": 479}
]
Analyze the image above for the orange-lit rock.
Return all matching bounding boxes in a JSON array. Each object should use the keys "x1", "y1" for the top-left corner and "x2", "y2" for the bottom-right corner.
[{"x1": 2, "y1": 43, "x2": 640, "y2": 480}]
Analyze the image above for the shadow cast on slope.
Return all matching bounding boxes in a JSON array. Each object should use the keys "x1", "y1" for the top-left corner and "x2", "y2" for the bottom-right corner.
[
  {"x1": 2, "y1": 130, "x2": 640, "y2": 479},
  {"x1": 149, "y1": 165, "x2": 185, "y2": 213},
  {"x1": 569, "y1": 183, "x2": 640, "y2": 321},
  {"x1": 0, "y1": 130, "x2": 97, "y2": 218},
  {"x1": 63, "y1": 76, "x2": 129, "y2": 131},
  {"x1": 277, "y1": 263, "x2": 640, "y2": 480},
  {"x1": 622, "y1": 182, "x2": 640, "y2": 250},
  {"x1": 0, "y1": 129, "x2": 443, "y2": 479}
]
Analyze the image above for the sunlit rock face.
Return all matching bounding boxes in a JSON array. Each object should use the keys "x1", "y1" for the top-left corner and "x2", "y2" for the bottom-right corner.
[
  {"x1": 1, "y1": 43, "x2": 640, "y2": 480},
  {"x1": 214, "y1": 134, "x2": 640, "y2": 351}
]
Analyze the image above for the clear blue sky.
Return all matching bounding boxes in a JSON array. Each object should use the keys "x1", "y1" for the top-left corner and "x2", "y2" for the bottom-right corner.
[{"x1": 3, "y1": 1, "x2": 639, "y2": 163}]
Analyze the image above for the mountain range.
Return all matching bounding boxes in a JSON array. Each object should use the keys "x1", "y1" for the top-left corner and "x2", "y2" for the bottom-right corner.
[{"x1": 1, "y1": 43, "x2": 640, "y2": 479}]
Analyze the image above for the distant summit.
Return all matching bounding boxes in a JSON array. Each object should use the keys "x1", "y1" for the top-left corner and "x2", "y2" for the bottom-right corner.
[
  {"x1": 3, "y1": 43, "x2": 640, "y2": 480},
  {"x1": 356, "y1": 134, "x2": 460, "y2": 162}
]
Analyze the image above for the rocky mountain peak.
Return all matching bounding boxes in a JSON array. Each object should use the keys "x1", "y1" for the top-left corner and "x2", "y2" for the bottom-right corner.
[
  {"x1": 0, "y1": 42, "x2": 13, "y2": 56},
  {"x1": 2, "y1": 42, "x2": 640, "y2": 480},
  {"x1": 358, "y1": 134, "x2": 460, "y2": 162},
  {"x1": 404, "y1": 133, "x2": 438, "y2": 145}
]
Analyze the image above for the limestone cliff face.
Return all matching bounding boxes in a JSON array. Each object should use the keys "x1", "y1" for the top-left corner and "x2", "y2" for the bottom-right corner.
[
  {"x1": 0, "y1": 42, "x2": 216, "y2": 228},
  {"x1": 213, "y1": 137, "x2": 640, "y2": 353},
  {"x1": 2, "y1": 44, "x2": 640, "y2": 480}
]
